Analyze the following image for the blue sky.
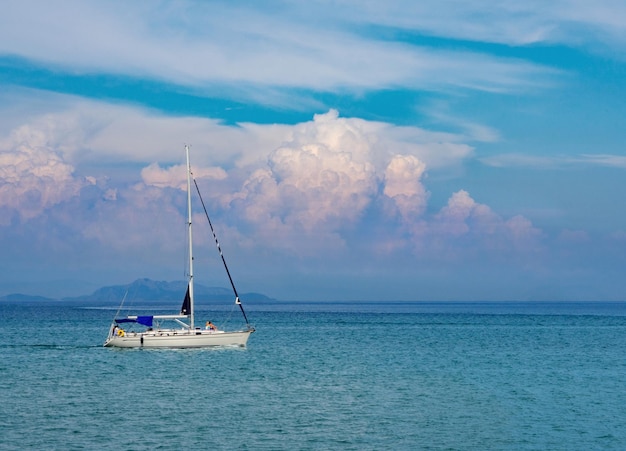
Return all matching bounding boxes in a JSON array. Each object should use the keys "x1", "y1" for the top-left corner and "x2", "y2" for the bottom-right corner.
[{"x1": 1, "y1": 0, "x2": 626, "y2": 301}]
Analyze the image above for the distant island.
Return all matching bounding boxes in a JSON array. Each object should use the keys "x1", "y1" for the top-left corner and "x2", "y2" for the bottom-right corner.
[{"x1": 0, "y1": 278, "x2": 275, "y2": 305}]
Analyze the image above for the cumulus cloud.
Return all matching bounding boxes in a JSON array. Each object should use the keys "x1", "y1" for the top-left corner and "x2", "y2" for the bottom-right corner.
[
  {"x1": 383, "y1": 154, "x2": 429, "y2": 223},
  {"x1": 0, "y1": 90, "x2": 281, "y2": 171},
  {"x1": 0, "y1": 125, "x2": 88, "y2": 223},
  {"x1": 232, "y1": 111, "x2": 379, "y2": 247},
  {"x1": 141, "y1": 162, "x2": 227, "y2": 190},
  {"x1": 434, "y1": 190, "x2": 479, "y2": 237},
  {"x1": 76, "y1": 182, "x2": 185, "y2": 256},
  {"x1": 0, "y1": 102, "x2": 545, "y2": 283},
  {"x1": 430, "y1": 189, "x2": 542, "y2": 253},
  {"x1": 505, "y1": 215, "x2": 543, "y2": 249},
  {"x1": 214, "y1": 110, "x2": 543, "y2": 260}
]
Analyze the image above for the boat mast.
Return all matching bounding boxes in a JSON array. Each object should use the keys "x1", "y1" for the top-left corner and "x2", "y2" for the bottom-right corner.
[{"x1": 185, "y1": 144, "x2": 195, "y2": 330}]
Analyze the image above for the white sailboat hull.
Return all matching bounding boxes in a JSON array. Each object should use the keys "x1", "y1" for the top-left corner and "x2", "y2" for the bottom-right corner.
[{"x1": 104, "y1": 329, "x2": 253, "y2": 348}]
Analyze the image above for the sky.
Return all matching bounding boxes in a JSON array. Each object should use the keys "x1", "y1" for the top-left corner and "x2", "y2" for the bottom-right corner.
[{"x1": 1, "y1": 0, "x2": 626, "y2": 301}]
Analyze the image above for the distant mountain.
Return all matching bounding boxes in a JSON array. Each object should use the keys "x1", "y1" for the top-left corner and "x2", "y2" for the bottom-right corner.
[
  {"x1": 65, "y1": 278, "x2": 274, "y2": 303},
  {"x1": 1, "y1": 278, "x2": 274, "y2": 305},
  {"x1": 0, "y1": 293, "x2": 57, "y2": 303}
]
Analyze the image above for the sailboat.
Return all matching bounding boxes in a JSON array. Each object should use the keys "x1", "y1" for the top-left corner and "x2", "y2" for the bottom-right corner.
[{"x1": 104, "y1": 145, "x2": 254, "y2": 348}]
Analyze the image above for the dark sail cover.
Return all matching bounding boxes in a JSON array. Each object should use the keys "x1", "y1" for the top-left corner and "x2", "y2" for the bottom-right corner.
[
  {"x1": 115, "y1": 316, "x2": 153, "y2": 327},
  {"x1": 136, "y1": 316, "x2": 153, "y2": 327},
  {"x1": 181, "y1": 285, "x2": 191, "y2": 315}
]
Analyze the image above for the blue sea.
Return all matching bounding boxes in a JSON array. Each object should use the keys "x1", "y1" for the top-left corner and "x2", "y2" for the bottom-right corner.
[{"x1": 2, "y1": 301, "x2": 626, "y2": 450}]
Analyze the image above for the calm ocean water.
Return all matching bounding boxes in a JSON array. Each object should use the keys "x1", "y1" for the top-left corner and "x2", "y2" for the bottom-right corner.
[{"x1": 1, "y1": 301, "x2": 626, "y2": 450}]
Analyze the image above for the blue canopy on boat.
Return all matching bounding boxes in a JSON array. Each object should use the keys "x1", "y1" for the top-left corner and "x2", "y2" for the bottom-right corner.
[{"x1": 115, "y1": 316, "x2": 153, "y2": 327}]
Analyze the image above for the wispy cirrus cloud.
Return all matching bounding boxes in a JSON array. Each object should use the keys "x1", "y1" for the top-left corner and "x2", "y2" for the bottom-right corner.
[
  {"x1": 0, "y1": 0, "x2": 558, "y2": 97},
  {"x1": 323, "y1": 0, "x2": 626, "y2": 51},
  {"x1": 577, "y1": 154, "x2": 626, "y2": 169},
  {"x1": 481, "y1": 153, "x2": 626, "y2": 169}
]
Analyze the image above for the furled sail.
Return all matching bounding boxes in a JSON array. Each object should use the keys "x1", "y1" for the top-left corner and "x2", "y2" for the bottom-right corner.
[{"x1": 180, "y1": 285, "x2": 191, "y2": 315}]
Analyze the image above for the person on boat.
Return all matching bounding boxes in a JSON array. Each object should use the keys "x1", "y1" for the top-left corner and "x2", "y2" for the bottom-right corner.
[{"x1": 205, "y1": 321, "x2": 218, "y2": 331}]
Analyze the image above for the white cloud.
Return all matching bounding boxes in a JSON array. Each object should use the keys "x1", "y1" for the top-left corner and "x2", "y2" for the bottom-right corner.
[
  {"x1": 578, "y1": 154, "x2": 626, "y2": 169},
  {"x1": 0, "y1": 90, "x2": 276, "y2": 169},
  {"x1": 233, "y1": 111, "x2": 379, "y2": 241},
  {"x1": 76, "y1": 183, "x2": 184, "y2": 255},
  {"x1": 141, "y1": 162, "x2": 227, "y2": 190},
  {"x1": 0, "y1": 100, "x2": 547, "y2": 280},
  {"x1": 376, "y1": 124, "x2": 474, "y2": 170},
  {"x1": 481, "y1": 153, "x2": 626, "y2": 169},
  {"x1": 505, "y1": 215, "x2": 543, "y2": 250},
  {"x1": 0, "y1": 1, "x2": 557, "y2": 95},
  {"x1": 430, "y1": 190, "x2": 542, "y2": 252},
  {"x1": 384, "y1": 154, "x2": 429, "y2": 223},
  {"x1": 423, "y1": 101, "x2": 501, "y2": 143},
  {"x1": 434, "y1": 189, "x2": 478, "y2": 237},
  {"x1": 221, "y1": 111, "x2": 543, "y2": 259},
  {"x1": 480, "y1": 153, "x2": 557, "y2": 168},
  {"x1": 316, "y1": 0, "x2": 626, "y2": 53},
  {"x1": 0, "y1": 125, "x2": 88, "y2": 222},
  {"x1": 0, "y1": 98, "x2": 470, "y2": 244}
]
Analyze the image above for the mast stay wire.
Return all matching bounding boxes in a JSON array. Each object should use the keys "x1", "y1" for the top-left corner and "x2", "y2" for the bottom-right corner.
[{"x1": 192, "y1": 176, "x2": 252, "y2": 329}]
